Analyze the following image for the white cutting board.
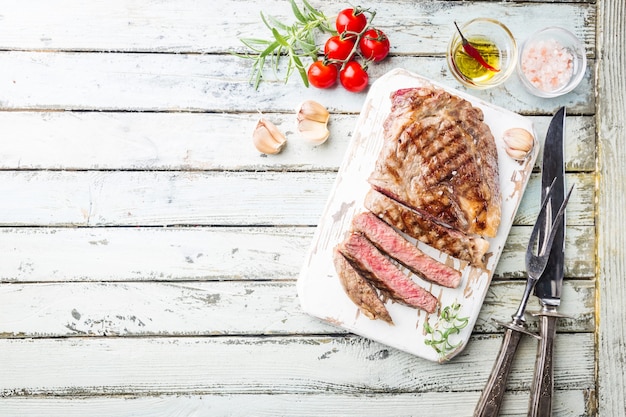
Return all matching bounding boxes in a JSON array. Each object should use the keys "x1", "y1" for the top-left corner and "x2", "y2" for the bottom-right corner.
[{"x1": 297, "y1": 68, "x2": 539, "y2": 362}]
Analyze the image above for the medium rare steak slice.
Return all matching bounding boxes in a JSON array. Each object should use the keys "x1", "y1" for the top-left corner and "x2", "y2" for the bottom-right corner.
[
  {"x1": 364, "y1": 189, "x2": 490, "y2": 268},
  {"x1": 368, "y1": 86, "x2": 501, "y2": 238},
  {"x1": 338, "y1": 233, "x2": 438, "y2": 314},
  {"x1": 333, "y1": 249, "x2": 393, "y2": 324},
  {"x1": 352, "y1": 211, "x2": 462, "y2": 288}
]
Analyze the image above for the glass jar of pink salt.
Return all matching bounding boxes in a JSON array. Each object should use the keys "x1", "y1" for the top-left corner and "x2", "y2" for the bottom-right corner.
[{"x1": 518, "y1": 27, "x2": 586, "y2": 98}]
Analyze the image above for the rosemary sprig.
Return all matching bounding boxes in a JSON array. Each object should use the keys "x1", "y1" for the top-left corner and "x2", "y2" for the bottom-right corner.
[
  {"x1": 237, "y1": 0, "x2": 336, "y2": 89},
  {"x1": 424, "y1": 302, "x2": 469, "y2": 359}
]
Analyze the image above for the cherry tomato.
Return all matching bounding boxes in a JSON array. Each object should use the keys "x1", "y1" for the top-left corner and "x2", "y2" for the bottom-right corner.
[
  {"x1": 324, "y1": 35, "x2": 356, "y2": 65},
  {"x1": 307, "y1": 60, "x2": 338, "y2": 89},
  {"x1": 339, "y1": 61, "x2": 369, "y2": 93},
  {"x1": 335, "y1": 8, "x2": 368, "y2": 38},
  {"x1": 359, "y1": 28, "x2": 390, "y2": 62}
]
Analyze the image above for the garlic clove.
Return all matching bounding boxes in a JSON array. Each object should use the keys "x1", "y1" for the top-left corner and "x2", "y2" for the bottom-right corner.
[
  {"x1": 503, "y1": 127, "x2": 535, "y2": 160},
  {"x1": 253, "y1": 118, "x2": 287, "y2": 155},
  {"x1": 296, "y1": 100, "x2": 330, "y2": 124},
  {"x1": 296, "y1": 100, "x2": 331, "y2": 145},
  {"x1": 298, "y1": 120, "x2": 330, "y2": 145},
  {"x1": 505, "y1": 147, "x2": 532, "y2": 160}
]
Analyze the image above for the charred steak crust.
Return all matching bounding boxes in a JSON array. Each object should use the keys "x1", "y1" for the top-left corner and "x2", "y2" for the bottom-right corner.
[
  {"x1": 364, "y1": 189, "x2": 490, "y2": 268},
  {"x1": 351, "y1": 212, "x2": 462, "y2": 288},
  {"x1": 333, "y1": 249, "x2": 394, "y2": 324},
  {"x1": 368, "y1": 86, "x2": 501, "y2": 238},
  {"x1": 338, "y1": 233, "x2": 438, "y2": 314}
]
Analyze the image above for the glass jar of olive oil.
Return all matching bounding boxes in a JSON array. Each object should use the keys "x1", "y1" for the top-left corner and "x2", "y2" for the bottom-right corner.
[
  {"x1": 447, "y1": 18, "x2": 518, "y2": 89},
  {"x1": 453, "y1": 37, "x2": 501, "y2": 83}
]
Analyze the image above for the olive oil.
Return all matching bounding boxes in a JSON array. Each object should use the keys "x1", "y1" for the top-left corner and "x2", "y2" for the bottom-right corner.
[{"x1": 453, "y1": 37, "x2": 501, "y2": 82}]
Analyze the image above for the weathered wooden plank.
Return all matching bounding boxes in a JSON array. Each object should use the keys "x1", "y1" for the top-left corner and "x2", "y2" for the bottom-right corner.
[
  {"x1": 0, "y1": 227, "x2": 309, "y2": 282},
  {"x1": 0, "y1": 171, "x2": 594, "y2": 227},
  {"x1": 0, "y1": 280, "x2": 595, "y2": 338},
  {"x1": 513, "y1": 173, "x2": 594, "y2": 226},
  {"x1": 0, "y1": 52, "x2": 595, "y2": 115},
  {"x1": 596, "y1": 0, "x2": 626, "y2": 415},
  {"x1": 0, "y1": 112, "x2": 596, "y2": 172},
  {"x1": 0, "y1": 390, "x2": 595, "y2": 417},
  {"x1": 533, "y1": 115, "x2": 596, "y2": 172},
  {"x1": 0, "y1": 334, "x2": 595, "y2": 395},
  {"x1": 0, "y1": 171, "x2": 336, "y2": 227},
  {"x1": 0, "y1": 111, "x2": 355, "y2": 171},
  {"x1": 0, "y1": 1, "x2": 595, "y2": 56},
  {"x1": 0, "y1": 225, "x2": 594, "y2": 283},
  {"x1": 496, "y1": 224, "x2": 595, "y2": 279},
  {"x1": 480, "y1": 280, "x2": 595, "y2": 333}
]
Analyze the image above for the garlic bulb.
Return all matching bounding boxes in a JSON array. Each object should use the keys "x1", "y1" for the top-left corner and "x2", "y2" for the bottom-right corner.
[
  {"x1": 296, "y1": 100, "x2": 330, "y2": 145},
  {"x1": 503, "y1": 128, "x2": 534, "y2": 160},
  {"x1": 253, "y1": 118, "x2": 287, "y2": 155}
]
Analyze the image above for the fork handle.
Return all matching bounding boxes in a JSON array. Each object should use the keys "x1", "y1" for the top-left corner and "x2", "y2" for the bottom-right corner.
[
  {"x1": 473, "y1": 325, "x2": 525, "y2": 417},
  {"x1": 528, "y1": 312, "x2": 561, "y2": 417}
]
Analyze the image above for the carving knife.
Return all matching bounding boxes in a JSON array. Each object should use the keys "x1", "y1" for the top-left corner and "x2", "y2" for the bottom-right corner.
[{"x1": 528, "y1": 106, "x2": 567, "y2": 417}]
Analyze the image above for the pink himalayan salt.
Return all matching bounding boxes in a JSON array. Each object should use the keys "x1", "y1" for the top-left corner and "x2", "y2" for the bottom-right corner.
[{"x1": 521, "y1": 38, "x2": 574, "y2": 92}]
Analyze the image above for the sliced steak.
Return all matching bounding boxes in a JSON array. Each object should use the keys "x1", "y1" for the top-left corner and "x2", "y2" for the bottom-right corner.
[
  {"x1": 333, "y1": 249, "x2": 393, "y2": 324},
  {"x1": 368, "y1": 86, "x2": 501, "y2": 238},
  {"x1": 364, "y1": 189, "x2": 490, "y2": 268},
  {"x1": 338, "y1": 233, "x2": 438, "y2": 314},
  {"x1": 352, "y1": 211, "x2": 462, "y2": 288}
]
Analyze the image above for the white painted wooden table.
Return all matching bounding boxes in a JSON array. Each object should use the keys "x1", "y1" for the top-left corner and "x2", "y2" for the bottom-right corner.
[{"x1": 1, "y1": 1, "x2": 624, "y2": 416}]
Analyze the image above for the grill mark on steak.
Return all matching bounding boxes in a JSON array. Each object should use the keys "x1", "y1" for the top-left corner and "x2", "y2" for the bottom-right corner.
[
  {"x1": 351, "y1": 212, "x2": 462, "y2": 289},
  {"x1": 333, "y1": 249, "x2": 393, "y2": 324},
  {"x1": 426, "y1": 126, "x2": 472, "y2": 186},
  {"x1": 364, "y1": 189, "x2": 490, "y2": 268},
  {"x1": 368, "y1": 86, "x2": 501, "y2": 238},
  {"x1": 338, "y1": 233, "x2": 438, "y2": 314}
]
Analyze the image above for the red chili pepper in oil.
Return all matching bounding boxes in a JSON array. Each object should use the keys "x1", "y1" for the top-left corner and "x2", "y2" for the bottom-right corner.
[{"x1": 454, "y1": 22, "x2": 500, "y2": 72}]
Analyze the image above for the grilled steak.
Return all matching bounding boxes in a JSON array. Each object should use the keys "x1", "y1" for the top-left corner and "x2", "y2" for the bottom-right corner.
[
  {"x1": 333, "y1": 249, "x2": 393, "y2": 324},
  {"x1": 338, "y1": 233, "x2": 438, "y2": 314},
  {"x1": 364, "y1": 189, "x2": 490, "y2": 268},
  {"x1": 368, "y1": 86, "x2": 501, "y2": 238},
  {"x1": 352, "y1": 212, "x2": 462, "y2": 288}
]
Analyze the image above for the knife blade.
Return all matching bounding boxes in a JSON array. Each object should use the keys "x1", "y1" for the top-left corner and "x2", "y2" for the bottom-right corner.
[{"x1": 528, "y1": 107, "x2": 567, "y2": 417}]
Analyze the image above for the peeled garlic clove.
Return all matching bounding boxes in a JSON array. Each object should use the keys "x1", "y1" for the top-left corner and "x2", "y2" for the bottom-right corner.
[
  {"x1": 296, "y1": 100, "x2": 331, "y2": 145},
  {"x1": 503, "y1": 128, "x2": 534, "y2": 160},
  {"x1": 296, "y1": 100, "x2": 330, "y2": 124},
  {"x1": 253, "y1": 118, "x2": 287, "y2": 155}
]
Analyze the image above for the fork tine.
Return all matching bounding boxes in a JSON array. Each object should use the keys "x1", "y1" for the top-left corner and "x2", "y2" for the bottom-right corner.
[
  {"x1": 540, "y1": 185, "x2": 574, "y2": 258},
  {"x1": 525, "y1": 181, "x2": 574, "y2": 279},
  {"x1": 527, "y1": 178, "x2": 558, "y2": 257}
]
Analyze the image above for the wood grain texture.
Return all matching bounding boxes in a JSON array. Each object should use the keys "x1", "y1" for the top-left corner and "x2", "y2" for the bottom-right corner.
[
  {"x1": 0, "y1": 52, "x2": 595, "y2": 114},
  {"x1": 0, "y1": 335, "x2": 594, "y2": 395},
  {"x1": 0, "y1": 391, "x2": 596, "y2": 417},
  {"x1": 0, "y1": 280, "x2": 594, "y2": 338},
  {"x1": 0, "y1": 1, "x2": 595, "y2": 55},
  {"x1": 0, "y1": 225, "x2": 594, "y2": 283},
  {"x1": 0, "y1": 227, "x2": 310, "y2": 282},
  {"x1": 0, "y1": 171, "x2": 594, "y2": 227},
  {"x1": 0, "y1": 112, "x2": 595, "y2": 172},
  {"x1": 596, "y1": 0, "x2": 626, "y2": 415}
]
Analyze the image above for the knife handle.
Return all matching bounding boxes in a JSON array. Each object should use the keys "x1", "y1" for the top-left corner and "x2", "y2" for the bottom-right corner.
[
  {"x1": 528, "y1": 312, "x2": 561, "y2": 417},
  {"x1": 474, "y1": 325, "x2": 526, "y2": 417}
]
